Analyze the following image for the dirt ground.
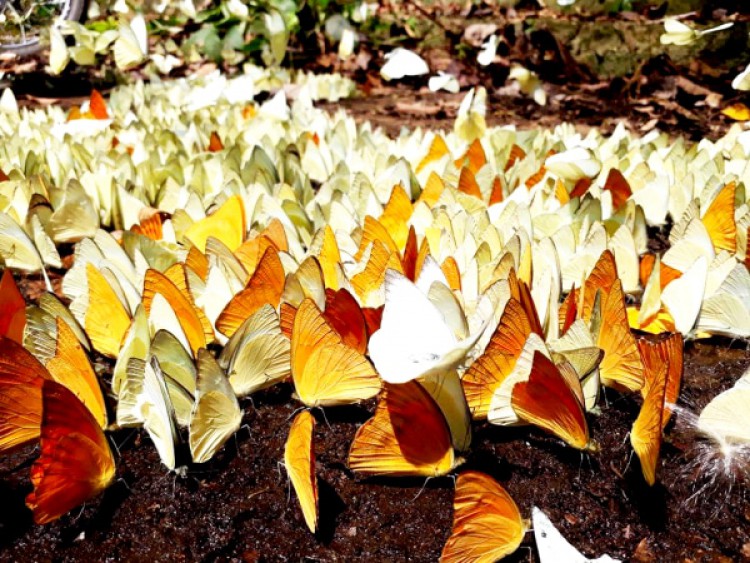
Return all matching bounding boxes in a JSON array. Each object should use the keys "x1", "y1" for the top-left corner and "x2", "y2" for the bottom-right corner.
[
  {"x1": 1, "y1": 270, "x2": 749, "y2": 563},
  {"x1": 2, "y1": 5, "x2": 750, "y2": 554}
]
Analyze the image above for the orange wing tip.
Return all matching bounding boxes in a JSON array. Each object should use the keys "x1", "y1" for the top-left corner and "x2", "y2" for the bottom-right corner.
[
  {"x1": 348, "y1": 381, "x2": 455, "y2": 477},
  {"x1": 440, "y1": 471, "x2": 527, "y2": 563},
  {"x1": 284, "y1": 410, "x2": 318, "y2": 533},
  {"x1": 26, "y1": 380, "x2": 115, "y2": 524},
  {"x1": 510, "y1": 351, "x2": 590, "y2": 451},
  {"x1": 0, "y1": 269, "x2": 26, "y2": 343}
]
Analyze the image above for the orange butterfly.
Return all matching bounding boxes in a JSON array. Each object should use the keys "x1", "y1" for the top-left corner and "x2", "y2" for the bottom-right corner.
[
  {"x1": 67, "y1": 89, "x2": 109, "y2": 121},
  {"x1": 441, "y1": 471, "x2": 527, "y2": 563},
  {"x1": 142, "y1": 268, "x2": 214, "y2": 355},
  {"x1": 638, "y1": 333, "x2": 683, "y2": 427},
  {"x1": 562, "y1": 251, "x2": 644, "y2": 392},
  {"x1": 234, "y1": 218, "x2": 288, "y2": 275},
  {"x1": 416, "y1": 134, "x2": 449, "y2": 175},
  {"x1": 320, "y1": 288, "x2": 368, "y2": 355},
  {"x1": 185, "y1": 246, "x2": 210, "y2": 282},
  {"x1": 291, "y1": 298, "x2": 381, "y2": 408},
  {"x1": 631, "y1": 333, "x2": 683, "y2": 485},
  {"x1": 0, "y1": 269, "x2": 26, "y2": 344},
  {"x1": 601, "y1": 168, "x2": 632, "y2": 211},
  {"x1": 462, "y1": 298, "x2": 540, "y2": 420},
  {"x1": 638, "y1": 253, "x2": 682, "y2": 290},
  {"x1": 630, "y1": 360, "x2": 669, "y2": 486},
  {"x1": 216, "y1": 246, "x2": 286, "y2": 338},
  {"x1": 701, "y1": 181, "x2": 736, "y2": 254},
  {"x1": 454, "y1": 139, "x2": 486, "y2": 175},
  {"x1": 348, "y1": 381, "x2": 456, "y2": 477},
  {"x1": 130, "y1": 210, "x2": 167, "y2": 241},
  {"x1": 207, "y1": 131, "x2": 224, "y2": 152},
  {"x1": 45, "y1": 318, "x2": 108, "y2": 429},
  {"x1": 511, "y1": 351, "x2": 593, "y2": 451},
  {"x1": 26, "y1": 380, "x2": 115, "y2": 524},
  {"x1": 505, "y1": 144, "x2": 526, "y2": 172},
  {"x1": 457, "y1": 167, "x2": 483, "y2": 199},
  {"x1": 0, "y1": 337, "x2": 49, "y2": 453},
  {"x1": 284, "y1": 410, "x2": 318, "y2": 533}
]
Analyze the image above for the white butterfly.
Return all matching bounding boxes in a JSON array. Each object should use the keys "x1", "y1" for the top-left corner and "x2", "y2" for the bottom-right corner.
[
  {"x1": 114, "y1": 15, "x2": 148, "y2": 70},
  {"x1": 380, "y1": 48, "x2": 429, "y2": 81},
  {"x1": 533, "y1": 507, "x2": 621, "y2": 563},
  {"x1": 368, "y1": 262, "x2": 488, "y2": 384}
]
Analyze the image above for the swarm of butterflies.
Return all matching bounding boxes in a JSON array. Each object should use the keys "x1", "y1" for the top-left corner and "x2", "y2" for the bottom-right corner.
[{"x1": 0, "y1": 70, "x2": 749, "y2": 561}]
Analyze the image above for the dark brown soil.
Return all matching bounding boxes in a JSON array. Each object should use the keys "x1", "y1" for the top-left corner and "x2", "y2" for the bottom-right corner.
[{"x1": 2, "y1": 273, "x2": 750, "y2": 562}]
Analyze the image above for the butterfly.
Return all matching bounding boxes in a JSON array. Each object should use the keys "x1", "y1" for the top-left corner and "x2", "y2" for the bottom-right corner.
[
  {"x1": 368, "y1": 267, "x2": 488, "y2": 384},
  {"x1": 563, "y1": 250, "x2": 644, "y2": 392},
  {"x1": 511, "y1": 351, "x2": 593, "y2": 451},
  {"x1": 0, "y1": 269, "x2": 26, "y2": 344},
  {"x1": 0, "y1": 337, "x2": 50, "y2": 453},
  {"x1": 698, "y1": 367, "x2": 750, "y2": 447},
  {"x1": 25, "y1": 380, "x2": 116, "y2": 524},
  {"x1": 440, "y1": 471, "x2": 527, "y2": 563},
  {"x1": 284, "y1": 410, "x2": 318, "y2": 533},
  {"x1": 216, "y1": 246, "x2": 285, "y2": 338},
  {"x1": 454, "y1": 87, "x2": 487, "y2": 143},
  {"x1": 183, "y1": 195, "x2": 246, "y2": 254},
  {"x1": 462, "y1": 297, "x2": 541, "y2": 420},
  {"x1": 348, "y1": 381, "x2": 456, "y2": 477},
  {"x1": 532, "y1": 506, "x2": 620, "y2": 563},
  {"x1": 142, "y1": 267, "x2": 214, "y2": 356},
  {"x1": 291, "y1": 298, "x2": 380, "y2": 408},
  {"x1": 380, "y1": 48, "x2": 428, "y2": 81},
  {"x1": 219, "y1": 304, "x2": 291, "y2": 397},
  {"x1": 113, "y1": 14, "x2": 148, "y2": 71},
  {"x1": 629, "y1": 333, "x2": 683, "y2": 485},
  {"x1": 189, "y1": 349, "x2": 242, "y2": 463}
]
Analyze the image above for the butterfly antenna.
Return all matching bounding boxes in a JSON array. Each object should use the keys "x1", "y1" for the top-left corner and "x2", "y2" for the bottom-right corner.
[
  {"x1": 72, "y1": 503, "x2": 87, "y2": 523},
  {"x1": 114, "y1": 429, "x2": 138, "y2": 452},
  {"x1": 318, "y1": 406, "x2": 332, "y2": 430},
  {"x1": 412, "y1": 476, "x2": 431, "y2": 501},
  {"x1": 108, "y1": 435, "x2": 123, "y2": 459},
  {"x1": 622, "y1": 450, "x2": 634, "y2": 476},
  {"x1": 287, "y1": 405, "x2": 307, "y2": 423},
  {"x1": 116, "y1": 477, "x2": 132, "y2": 492},
  {"x1": 622, "y1": 429, "x2": 631, "y2": 445}
]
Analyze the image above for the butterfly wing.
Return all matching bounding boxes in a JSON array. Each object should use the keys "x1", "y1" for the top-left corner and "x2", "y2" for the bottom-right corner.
[
  {"x1": 440, "y1": 471, "x2": 526, "y2": 563},
  {"x1": 462, "y1": 298, "x2": 536, "y2": 420},
  {"x1": 142, "y1": 268, "x2": 211, "y2": 356},
  {"x1": 26, "y1": 380, "x2": 115, "y2": 524},
  {"x1": 0, "y1": 269, "x2": 25, "y2": 343},
  {"x1": 348, "y1": 381, "x2": 454, "y2": 477},
  {"x1": 184, "y1": 195, "x2": 246, "y2": 253},
  {"x1": 630, "y1": 360, "x2": 669, "y2": 485},
  {"x1": 511, "y1": 351, "x2": 590, "y2": 450},
  {"x1": 216, "y1": 246, "x2": 285, "y2": 338},
  {"x1": 45, "y1": 318, "x2": 107, "y2": 428},
  {"x1": 82, "y1": 263, "x2": 132, "y2": 358},
  {"x1": 284, "y1": 410, "x2": 318, "y2": 533},
  {"x1": 220, "y1": 305, "x2": 291, "y2": 397},
  {"x1": 292, "y1": 298, "x2": 380, "y2": 407},
  {"x1": 0, "y1": 338, "x2": 50, "y2": 452},
  {"x1": 322, "y1": 288, "x2": 368, "y2": 355},
  {"x1": 189, "y1": 350, "x2": 242, "y2": 463}
]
